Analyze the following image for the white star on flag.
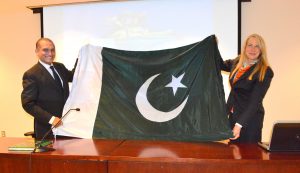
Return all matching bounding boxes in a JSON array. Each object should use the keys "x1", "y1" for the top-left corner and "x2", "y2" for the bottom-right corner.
[{"x1": 165, "y1": 73, "x2": 187, "y2": 95}]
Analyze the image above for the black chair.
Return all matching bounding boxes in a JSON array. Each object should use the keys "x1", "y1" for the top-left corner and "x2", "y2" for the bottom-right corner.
[{"x1": 24, "y1": 131, "x2": 35, "y2": 138}]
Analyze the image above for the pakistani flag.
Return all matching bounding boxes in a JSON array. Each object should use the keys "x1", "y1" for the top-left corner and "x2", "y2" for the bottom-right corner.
[{"x1": 57, "y1": 35, "x2": 232, "y2": 141}]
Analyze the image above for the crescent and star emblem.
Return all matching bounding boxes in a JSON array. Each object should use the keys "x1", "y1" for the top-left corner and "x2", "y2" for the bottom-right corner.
[{"x1": 135, "y1": 73, "x2": 189, "y2": 122}]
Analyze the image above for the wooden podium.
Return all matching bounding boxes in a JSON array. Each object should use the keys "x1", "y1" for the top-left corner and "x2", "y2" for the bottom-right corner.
[{"x1": 1, "y1": 137, "x2": 300, "y2": 173}]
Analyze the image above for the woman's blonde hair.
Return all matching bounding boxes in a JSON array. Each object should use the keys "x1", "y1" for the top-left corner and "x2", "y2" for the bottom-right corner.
[{"x1": 230, "y1": 34, "x2": 270, "y2": 82}]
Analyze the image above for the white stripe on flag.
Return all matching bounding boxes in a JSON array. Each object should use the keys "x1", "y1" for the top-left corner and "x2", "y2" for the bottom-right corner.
[{"x1": 56, "y1": 44, "x2": 103, "y2": 138}]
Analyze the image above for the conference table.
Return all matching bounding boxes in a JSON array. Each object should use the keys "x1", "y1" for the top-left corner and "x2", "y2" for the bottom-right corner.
[{"x1": 1, "y1": 137, "x2": 300, "y2": 173}]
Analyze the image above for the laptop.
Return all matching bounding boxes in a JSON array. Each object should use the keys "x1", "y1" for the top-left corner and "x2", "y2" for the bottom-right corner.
[{"x1": 258, "y1": 122, "x2": 300, "y2": 152}]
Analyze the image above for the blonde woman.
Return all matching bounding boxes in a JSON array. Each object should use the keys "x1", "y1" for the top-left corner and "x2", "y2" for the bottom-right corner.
[{"x1": 220, "y1": 34, "x2": 274, "y2": 143}]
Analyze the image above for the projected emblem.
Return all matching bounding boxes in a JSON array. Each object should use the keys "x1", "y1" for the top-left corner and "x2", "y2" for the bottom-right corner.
[{"x1": 135, "y1": 73, "x2": 189, "y2": 122}]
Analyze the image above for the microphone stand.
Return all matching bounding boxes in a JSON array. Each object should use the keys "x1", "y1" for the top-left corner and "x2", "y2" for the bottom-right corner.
[{"x1": 32, "y1": 108, "x2": 80, "y2": 153}]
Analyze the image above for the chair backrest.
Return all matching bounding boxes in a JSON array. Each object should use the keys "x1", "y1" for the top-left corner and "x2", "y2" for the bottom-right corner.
[{"x1": 24, "y1": 131, "x2": 35, "y2": 138}]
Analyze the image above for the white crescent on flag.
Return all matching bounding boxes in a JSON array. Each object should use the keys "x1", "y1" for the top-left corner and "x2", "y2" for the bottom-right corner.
[{"x1": 135, "y1": 73, "x2": 189, "y2": 122}]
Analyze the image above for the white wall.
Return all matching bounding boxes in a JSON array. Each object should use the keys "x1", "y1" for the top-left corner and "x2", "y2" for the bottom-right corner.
[
  {"x1": 0, "y1": 1, "x2": 40, "y2": 137},
  {"x1": 1, "y1": 0, "x2": 299, "y2": 141}
]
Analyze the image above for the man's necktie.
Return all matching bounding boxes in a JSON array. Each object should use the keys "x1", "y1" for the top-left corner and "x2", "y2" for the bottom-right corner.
[{"x1": 50, "y1": 66, "x2": 63, "y2": 89}]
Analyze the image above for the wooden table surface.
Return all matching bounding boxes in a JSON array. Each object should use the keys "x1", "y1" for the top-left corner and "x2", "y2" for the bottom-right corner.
[{"x1": 1, "y1": 137, "x2": 300, "y2": 173}]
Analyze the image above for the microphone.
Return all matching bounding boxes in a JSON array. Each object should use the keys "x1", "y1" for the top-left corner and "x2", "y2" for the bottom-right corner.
[{"x1": 32, "y1": 108, "x2": 80, "y2": 153}]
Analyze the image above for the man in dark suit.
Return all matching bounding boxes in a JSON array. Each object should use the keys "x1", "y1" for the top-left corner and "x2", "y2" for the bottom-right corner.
[{"x1": 21, "y1": 38, "x2": 77, "y2": 139}]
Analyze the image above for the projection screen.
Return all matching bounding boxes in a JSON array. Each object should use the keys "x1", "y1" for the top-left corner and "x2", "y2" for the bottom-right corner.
[{"x1": 43, "y1": 0, "x2": 238, "y2": 98}]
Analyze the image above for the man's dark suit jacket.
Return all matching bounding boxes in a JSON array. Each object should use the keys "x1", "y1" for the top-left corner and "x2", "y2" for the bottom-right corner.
[
  {"x1": 21, "y1": 62, "x2": 75, "y2": 139},
  {"x1": 220, "y1": 58, "x2": 274, "y2": 142}
]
